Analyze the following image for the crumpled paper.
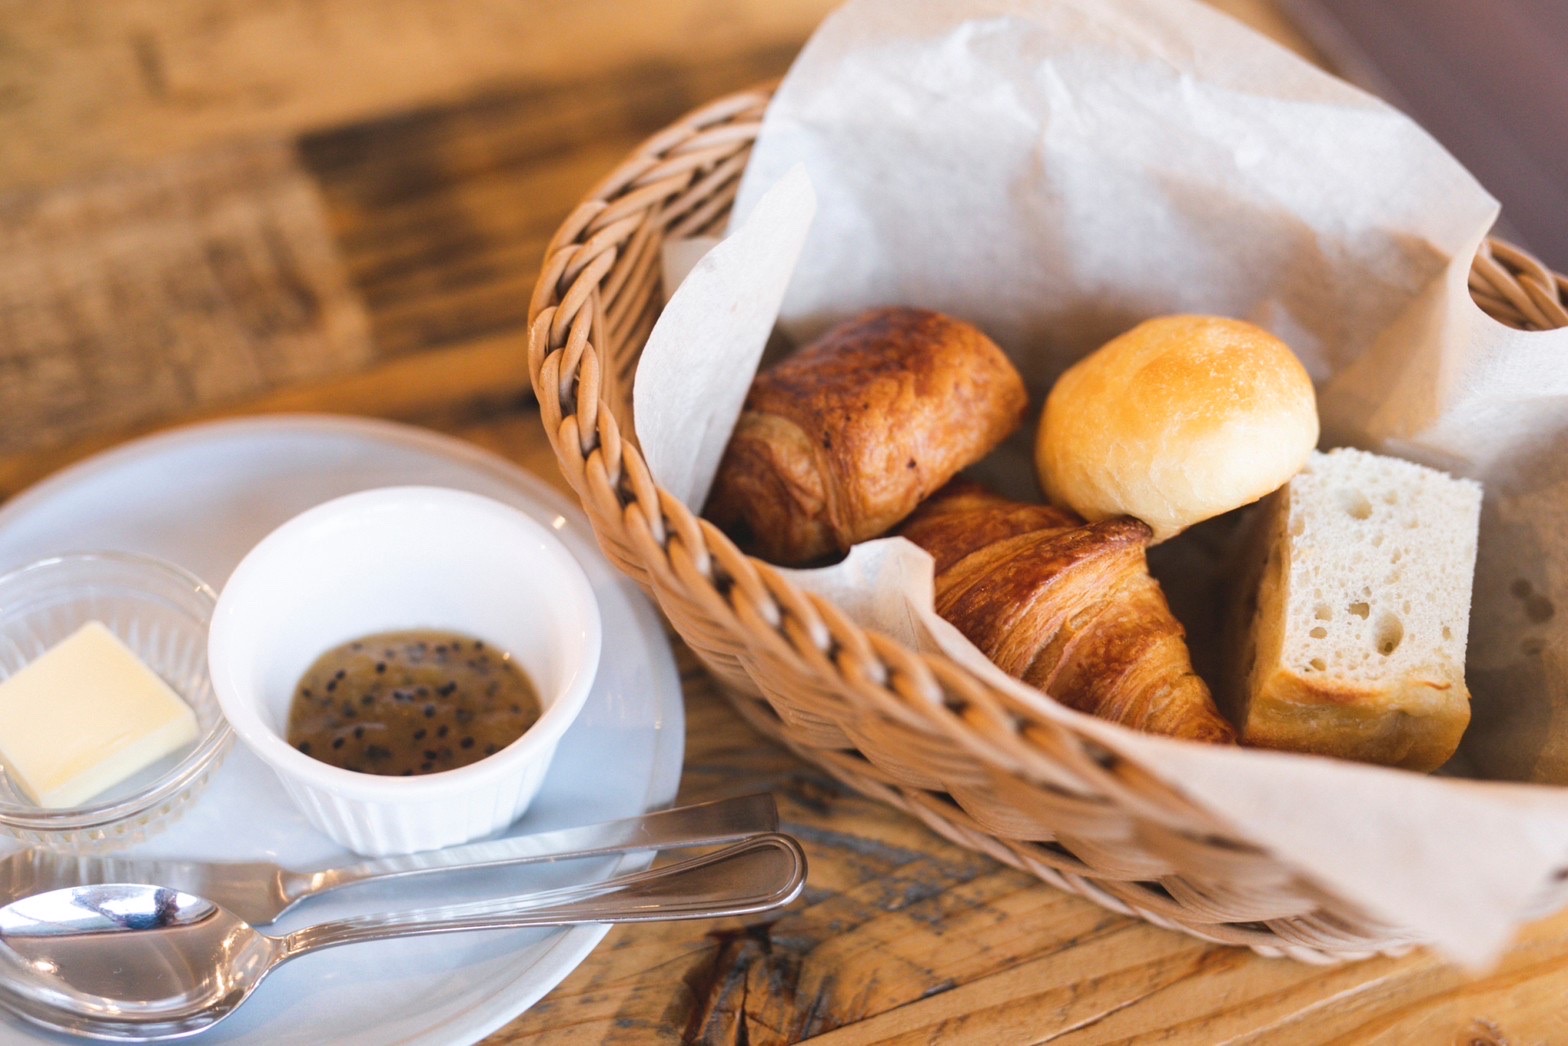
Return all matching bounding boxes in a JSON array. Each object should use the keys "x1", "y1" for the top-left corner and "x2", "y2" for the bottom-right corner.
[
  {"x1": 632, "y1": 0, "x2": 1568, "y2": 968},
  {"x1": 638, "y1": 165, "x2": 815, "y2": 510}
]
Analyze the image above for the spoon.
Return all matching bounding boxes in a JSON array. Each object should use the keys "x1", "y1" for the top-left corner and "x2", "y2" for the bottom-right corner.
[{"x1": 0, "y1": 832, "x2": 805, "y2": 1041}]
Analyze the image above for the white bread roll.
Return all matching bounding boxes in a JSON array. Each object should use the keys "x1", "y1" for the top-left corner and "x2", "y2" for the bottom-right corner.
[
  {"x1": 1035, "y1": 315, "x2": 1318, "y2": 542},
  {"x1": 1225, "y1": 448, "x2": 1481, "y2": 770}
]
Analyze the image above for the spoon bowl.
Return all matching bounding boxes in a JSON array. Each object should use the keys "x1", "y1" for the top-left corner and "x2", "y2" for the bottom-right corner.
[
  {"x1": 0, "y1": 833, "x2": 805, "y2": 1041},
  {"x1": 0, "y1": 885, "x2": 267, "y2": 1038}
]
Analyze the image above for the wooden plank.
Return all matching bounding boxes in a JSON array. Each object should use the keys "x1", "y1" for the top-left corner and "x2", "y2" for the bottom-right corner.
[
  {"x1": 0, "y1": 332, "x2": 524, "y2": 501},
  {"x1": 0, "y1": 139, "x2": 372, "y2": 458},
  {"x1": 299, "y1": 41, "x2": 801, "y2": 361},
  {"x1": 0, "y1": 0, "x2": 837, "y2": 191},
  {"x1": 800, "y1": 910, "x2": 1568, "y2": 1043}
]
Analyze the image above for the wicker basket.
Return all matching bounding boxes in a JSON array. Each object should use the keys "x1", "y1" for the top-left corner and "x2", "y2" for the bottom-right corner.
[{"x1": 527, "y1": 86, "x2": 1568, "y2": 962}]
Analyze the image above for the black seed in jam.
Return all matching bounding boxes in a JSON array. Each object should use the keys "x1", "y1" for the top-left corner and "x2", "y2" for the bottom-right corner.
[{"x1": 285, "y1": 628, "x2": 542, "y2": 777}]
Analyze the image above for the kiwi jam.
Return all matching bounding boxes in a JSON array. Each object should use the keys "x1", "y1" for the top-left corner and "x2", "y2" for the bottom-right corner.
[{"x1": 286, "y1": 629, "x2": 542, "y2": 776}]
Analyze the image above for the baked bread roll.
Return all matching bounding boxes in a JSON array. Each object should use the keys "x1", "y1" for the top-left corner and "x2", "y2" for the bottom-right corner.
[
  {"x1": 899, "y1": 480, "x2": 1236, "y2": 743},
  {"x1": 1036, "y1": 315, "x2": 1318, "y2": 542},
  {"x1": 705, "y1": 307, "x2": 1028, "y2": 565},
  {"x1": 1225, "y1": 448, "x2": 1481, "y2": 770}
]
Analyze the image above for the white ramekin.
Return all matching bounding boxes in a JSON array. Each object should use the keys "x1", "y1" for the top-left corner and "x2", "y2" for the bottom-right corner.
[{"x1": 208, "y1": 486, "x2": 601, "y2": 855}]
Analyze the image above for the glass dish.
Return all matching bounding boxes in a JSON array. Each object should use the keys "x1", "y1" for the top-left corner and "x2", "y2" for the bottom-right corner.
[{"x1": 0, "y1": 552, "x2": 233, "y2": 851}]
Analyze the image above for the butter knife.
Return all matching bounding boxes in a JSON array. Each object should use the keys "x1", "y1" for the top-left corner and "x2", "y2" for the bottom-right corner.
[{"x1": 0, "y1": 792, "x2": 776, "y2": 925}]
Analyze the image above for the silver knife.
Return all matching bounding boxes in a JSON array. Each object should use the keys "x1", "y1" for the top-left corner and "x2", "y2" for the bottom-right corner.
[{"x1": 0, "y1": 792, "x2": 777, "y2": 925}]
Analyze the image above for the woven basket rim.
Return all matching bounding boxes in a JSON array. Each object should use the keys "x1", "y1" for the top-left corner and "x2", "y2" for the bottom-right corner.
[{"x1": 527, "y1": 83, "x2": 1568, "y2": 962}]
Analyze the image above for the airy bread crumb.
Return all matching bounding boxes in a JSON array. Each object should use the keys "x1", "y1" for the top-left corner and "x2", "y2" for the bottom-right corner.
[{"x1": 1226, "y1": 448, "x2": 1482, "y2": 770}]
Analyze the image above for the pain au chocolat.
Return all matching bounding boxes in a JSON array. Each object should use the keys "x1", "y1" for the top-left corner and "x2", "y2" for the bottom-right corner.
[{"x1": 705, "y1": 307, "x2": 1027, "y2": 566}]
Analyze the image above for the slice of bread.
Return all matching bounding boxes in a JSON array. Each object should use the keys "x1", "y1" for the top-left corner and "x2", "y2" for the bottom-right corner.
[{"x1": 1224, "y1": 448, "x2": 1482, "y2": 770}]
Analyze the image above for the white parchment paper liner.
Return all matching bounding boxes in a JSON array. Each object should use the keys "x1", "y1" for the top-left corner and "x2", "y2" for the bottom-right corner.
[{"x1": 634, "y1": 0, "x2": 1568, "y2": 967}]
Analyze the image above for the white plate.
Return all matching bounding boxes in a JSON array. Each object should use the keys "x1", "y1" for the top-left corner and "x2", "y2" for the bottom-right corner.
[{"x1": 0, "y1": 415, "x2": 684, "y2": 1045}]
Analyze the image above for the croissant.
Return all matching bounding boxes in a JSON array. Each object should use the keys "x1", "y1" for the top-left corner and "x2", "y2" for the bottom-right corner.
[
  {"x1": 898, "y1": 481, "x2": 1236, "y2": 743},
  {"x1": 704, "y1": 307, "x2": 1027, "y2": 565}
]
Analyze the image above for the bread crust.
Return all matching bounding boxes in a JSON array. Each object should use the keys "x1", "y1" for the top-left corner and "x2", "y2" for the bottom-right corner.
[
  {"x1": 1035, "y1": 315, "x2": 1318, "y2": 542},
  {"x1": 1244, "y1": 667, "x2": 1468, "y2": 770},
  {"x1": 705, "y1": 307, "x2": 1028, "y2": 565}
]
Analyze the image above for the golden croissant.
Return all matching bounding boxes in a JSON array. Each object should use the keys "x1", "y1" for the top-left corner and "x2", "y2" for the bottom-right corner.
[{"x1": 898, "y1": 481, "x2": 1236, "y2": 743}]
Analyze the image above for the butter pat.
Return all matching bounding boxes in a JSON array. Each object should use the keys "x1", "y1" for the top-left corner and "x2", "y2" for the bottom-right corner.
[{"x1": 0, "y1": 621, "x2": 199, "y2": 808}]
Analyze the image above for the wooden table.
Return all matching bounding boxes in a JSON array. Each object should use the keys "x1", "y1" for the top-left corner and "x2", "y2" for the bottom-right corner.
[{"x1": 3, "y1": 2, "x2": 1565, "y2": 1042}]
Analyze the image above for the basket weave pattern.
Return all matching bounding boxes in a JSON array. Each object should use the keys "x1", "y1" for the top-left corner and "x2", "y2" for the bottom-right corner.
[{"x1": 527, "y1": 87, "x2": 1568, "y2": 962}]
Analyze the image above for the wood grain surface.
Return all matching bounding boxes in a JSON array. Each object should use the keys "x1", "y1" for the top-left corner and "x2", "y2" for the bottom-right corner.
[
  {"x1": 0, "y1": 140, "x2": 371, "y2": 457},
  {"x1": 3, "y1": 2, "x2": 1563, "y2": 1043}
]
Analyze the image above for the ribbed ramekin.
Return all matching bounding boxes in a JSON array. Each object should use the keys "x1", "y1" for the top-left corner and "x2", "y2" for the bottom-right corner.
[{"x1": 208, "y1": 486, "x2": 601, "y2": 856}]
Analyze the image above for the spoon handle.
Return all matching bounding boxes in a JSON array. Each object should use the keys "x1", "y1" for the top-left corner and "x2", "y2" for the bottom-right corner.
[{"x1": 278, "y1": 833, "x2": 806, "y2": 959}]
